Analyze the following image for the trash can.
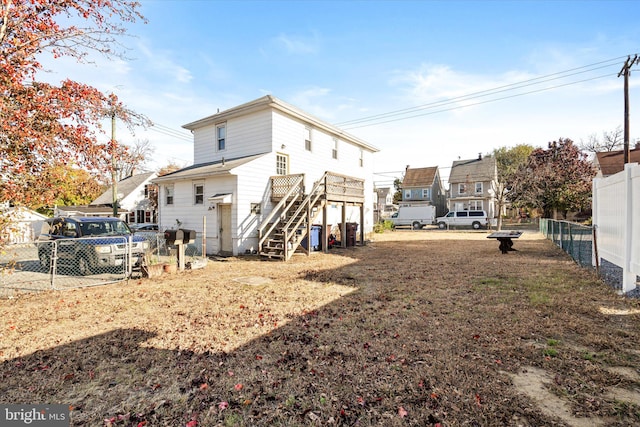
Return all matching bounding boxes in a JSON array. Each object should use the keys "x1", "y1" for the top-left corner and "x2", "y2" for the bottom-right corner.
[
  {"x1": 345, "y1": 222, "x2": 358, "y2": 247},
  {"x1": 300, "y1": 225, "x2": 322, "y2": 251}
]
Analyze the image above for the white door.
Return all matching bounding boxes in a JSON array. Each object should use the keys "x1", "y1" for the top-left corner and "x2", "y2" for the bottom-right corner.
[{"x1": 219, "y1": 204, "x2": 232, "y2": 254}]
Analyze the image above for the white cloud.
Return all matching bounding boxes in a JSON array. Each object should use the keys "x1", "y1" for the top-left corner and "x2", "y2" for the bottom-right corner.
[
  {"x1": 272, "y1": 31, "x2": 320, "y2": 55},
  {"x1": 136, "y1": 40, "x2": 193, "y2": 84}
]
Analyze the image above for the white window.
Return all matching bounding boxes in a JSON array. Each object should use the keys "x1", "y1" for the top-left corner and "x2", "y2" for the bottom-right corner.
[
  {"x1": 404, "y1": 189, "x2": 411, "y2": 200},
  {"x1": 422, "y1": 188, "x2": 431, "y2": 199},
  {"x1": 276, "y1": 154, "x2": 288, "y2": 175},
  {"x1": 469, "y1": 200, "x2": 482, "y2": 210},
  {"x1": 194, "y1": 182, "x2": 204, "y2": 205},
  {"x1": 165, "y1": 185, "x2": 174, "y2": 205},
  {"x1": 216, "y1": 124, "x2": 226, "y2": 151},
  {"x1": 359, "y1": 149, "x2": 364, "y2": 167},
  {"x1": 332, "y1": 138, "x2": 338, "y2": 159},
  {"x1": 458, "y1": 183, "x2": 466, "y2": 194},
  {"x1": 475, "y1": 182, "x2": 483, "y2": 194},
  {"x1": 304, "y1": 127, "x2": 312, "y2": 151}
]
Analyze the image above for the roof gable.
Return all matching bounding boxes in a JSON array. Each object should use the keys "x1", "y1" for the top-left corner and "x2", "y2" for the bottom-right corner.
[
  {"x1": 182, "y1": 95, "x2": 379, "y2": 153},
  {"x1": 91, "y1": 172, "x2": 156, "y2": 206},
  {"x1": 449, "y1": 157, "x2": 497, "y2": 183},
  {"x1": 402, "y1": 167, "x2": 438, "y2": 187},
  {"x1": 595, "y1": 147, "x2": 640, "y2": 176},
  {"x1": 153, "y1": 153, "x2": 269, "y2": 182}
]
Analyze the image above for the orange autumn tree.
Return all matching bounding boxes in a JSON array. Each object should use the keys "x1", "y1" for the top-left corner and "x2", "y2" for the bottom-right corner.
[{"x1": 0, "y1": 0, "x2": 149, "y2": 209}]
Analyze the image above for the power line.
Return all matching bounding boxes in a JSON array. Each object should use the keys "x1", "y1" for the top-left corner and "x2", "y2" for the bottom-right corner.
[
  {"x1": 148, "y1": 122, "x2": 192, "y2": 142},
  {"x1": 336, "y1": 55, "x2": 634, "y2": 130},
  {"x1": 344, "y1": 72, "x2": 614, "y2": 130}
]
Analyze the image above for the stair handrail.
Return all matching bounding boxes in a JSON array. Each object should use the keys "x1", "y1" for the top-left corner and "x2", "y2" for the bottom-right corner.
[
  {"x1": 258, "y1": 174, "x2": 304, "y2": 247},
  {"x1": 280, "y1": 172, "x2": 329, "y2": 260},
  {"x1": 283, "y1": 172, "x2": 328, "y2": 233}
]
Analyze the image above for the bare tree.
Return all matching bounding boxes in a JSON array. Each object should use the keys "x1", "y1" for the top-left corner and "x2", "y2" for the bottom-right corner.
[
  {"x1": 114, "y1": 139, "x2": 156, "y2": 181},
  {"x1": 580, "y1": 126, "x2": 624, "y2": 154}
]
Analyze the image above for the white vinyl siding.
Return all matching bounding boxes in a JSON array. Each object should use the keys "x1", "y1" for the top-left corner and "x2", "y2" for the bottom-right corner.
[
  {"x1": 192, "y1": 110, "x2": 272, "y2": 164},
  {"x1": 163, "y1": 103, "x2": 377, "y2": 255}
]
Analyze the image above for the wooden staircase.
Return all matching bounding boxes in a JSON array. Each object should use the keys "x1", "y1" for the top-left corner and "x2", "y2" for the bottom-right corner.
[{"x1": 258, "y1": 173, "x2": 327, "y2": 260}]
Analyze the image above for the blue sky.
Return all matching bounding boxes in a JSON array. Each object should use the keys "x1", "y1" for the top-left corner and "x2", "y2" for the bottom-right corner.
[{"x1": 40, "y1": 0, "x2": 640, "y2": 187}]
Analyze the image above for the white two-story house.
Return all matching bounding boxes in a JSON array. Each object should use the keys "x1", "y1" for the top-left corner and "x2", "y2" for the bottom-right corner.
[{"x1": 154, "y1": 95, "x2": 379, "y2": 259}]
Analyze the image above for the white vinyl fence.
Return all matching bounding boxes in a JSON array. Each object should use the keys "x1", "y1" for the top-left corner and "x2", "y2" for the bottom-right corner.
[{"x1": 592, "y1": 163, "x2": 640, "y2": 293}]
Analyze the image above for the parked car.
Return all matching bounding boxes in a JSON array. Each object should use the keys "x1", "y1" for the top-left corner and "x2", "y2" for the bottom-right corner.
[
  {"x1": 380, "y1": 204, "x2": 399, "y2": 219},
  {"x1": 389, "y1": 205, "x2": 436, "y2": 229},
  {"x1": 37, "y1": 217, "x2": 149, "y2": 275},
  {"x1": 436, "y1": 210, "x2": 489, "y2": 230},
  {"x1": 130, "y1": 223, "x2": 159, "y2": 231}
]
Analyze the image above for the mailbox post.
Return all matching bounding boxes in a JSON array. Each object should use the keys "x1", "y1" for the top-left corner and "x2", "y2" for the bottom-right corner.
[{"x1": 165, "y1": 229, "x2": 196, "y2": 271}]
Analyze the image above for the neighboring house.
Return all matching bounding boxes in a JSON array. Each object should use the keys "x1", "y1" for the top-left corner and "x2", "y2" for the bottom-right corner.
[
  {"x1": 374, "y1": 187, "x2": 396, "y2": 219},
  {"x1": 90, "y1": 172, "x2": 158, "y2": 225},
  {"x1": 447, "y1": 154, "x2": 498, "y2": 218},
  {"x1": 593, "y1": 142, "x2": 640, "y2": 177},
  {"x1": 400, "y1": 166, "x2": 447, "y2": 216},
  {"x1": 153, "y1": 95, "x2": 379, "y2": 258},
  {"x1": 0, "y1": 205, "x2": 48, "y2": 244},
  {"x1": 56, "y1": 172, "x2": 157, "y2": 224}
]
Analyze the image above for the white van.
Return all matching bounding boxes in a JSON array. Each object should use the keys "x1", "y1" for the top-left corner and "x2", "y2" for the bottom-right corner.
[
  {"x1": 390, "y1": 205, "x2": 436, "y2": 229},
  {"x1": 435, "y1": 210, "x2": 489, "y2": 230}
]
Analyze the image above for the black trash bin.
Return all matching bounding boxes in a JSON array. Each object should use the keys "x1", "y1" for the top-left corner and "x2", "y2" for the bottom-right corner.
[{"x1": 345, "y1": 222, "x2": 358, "y2": 247}]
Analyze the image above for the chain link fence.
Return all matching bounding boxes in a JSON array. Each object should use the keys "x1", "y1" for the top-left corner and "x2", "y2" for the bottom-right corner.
[
  {"x1": 538, "y1": 219, "x2": 639, "y2": 292},
  {"x1": 539, "y1": 219, "x2": 593, "y2": 268},
  {"x1": 0, "y1": 236, "x2": 149, "y2": 296}
]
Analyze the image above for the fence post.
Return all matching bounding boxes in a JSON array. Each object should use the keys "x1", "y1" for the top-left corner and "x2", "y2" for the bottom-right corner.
[
  {"x1": 622, "y1": 164, "x2": 636, "y2": 292},
  {"x1": 592, "y1": 178, "x2": 599, "y2": 269}
]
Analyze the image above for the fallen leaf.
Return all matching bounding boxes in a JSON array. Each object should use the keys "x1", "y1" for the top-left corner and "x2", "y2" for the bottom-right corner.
[
  {"x1": 186, "y1": 421, "x2": 197, "y2": 427},
  {"x1": 199, "y1": 383, "x2": 208, "y2": 390},
  {"x1": 398, "y1": 406, "x2": 408, "y2": 418},
  {"x1": 218, "y1": 401, "x2": 228, "y2": 410},
  {"x1": 234, "y1": 383, "x2": 243, "y2": 391}
]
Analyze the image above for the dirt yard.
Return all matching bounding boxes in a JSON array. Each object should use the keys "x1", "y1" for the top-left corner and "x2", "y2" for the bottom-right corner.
[{"x1": 2, "y1": 228, "x2": 640, "y2": 426}]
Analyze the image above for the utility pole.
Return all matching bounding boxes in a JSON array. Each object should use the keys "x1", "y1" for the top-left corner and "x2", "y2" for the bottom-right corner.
[
  {"x1": 618, "y1": 54, "x2": 639, "y2": 164},
  {"x1": 111, "y1": 111, "x2": 118, "y2": 217}
]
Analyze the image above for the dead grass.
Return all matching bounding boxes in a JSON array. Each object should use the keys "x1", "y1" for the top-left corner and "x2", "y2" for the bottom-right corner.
[{"x1": 2, "y1": 229, "x2": 640, "y2": 426}]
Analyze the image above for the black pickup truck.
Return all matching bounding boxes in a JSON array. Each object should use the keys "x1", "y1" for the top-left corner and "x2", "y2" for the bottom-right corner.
[{"x1": 37, "y1": 217, "x2": 149, "y2": 275}]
